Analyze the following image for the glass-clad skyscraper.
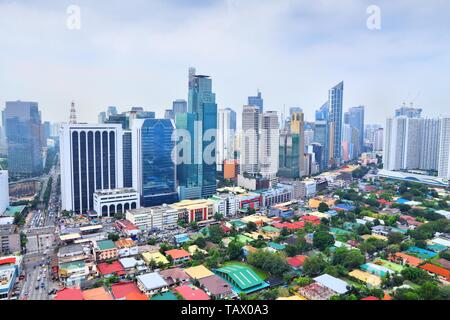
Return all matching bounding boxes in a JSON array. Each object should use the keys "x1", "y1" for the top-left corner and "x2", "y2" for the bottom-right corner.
[
  {"x1": 248, "y1": 90, "x2": 264, "y2": 113},
  {"x1": 3, "y1": 101, "x2": 43, "y2": 178},
  {"x1": 132, "y1": 118, "x2": 178, "y2": 207},
  {"x1": 176, "y1": 68, "x2": 217, "y2": 200},
  {"x1": 328, "y1": 81, "x2": 344, "y2": 167}
]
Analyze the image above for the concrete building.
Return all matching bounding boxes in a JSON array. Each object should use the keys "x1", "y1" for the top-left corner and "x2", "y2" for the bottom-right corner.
[
  {"x1": 0, "y1": 225, "x2": 20, "y2": 255},
  {"x1": 240, "y1": 105, "x2": 260, "y2": 175},
  {"x1": 0, "y1": 171, "x2": 9, "y2": 215},
  {"x1": 438, "y1": 118, "x2": 450, "y2": 179},
  {"x1": 93, "y1": 188, "x2": 140, "y2": 217},
  {"x1": 125, "y1": 205, "x2": 178, "y2": 231},
  {"x1": 259, "y1": 111, "x2": 279, "y2": 179},
  {"x1": 170, "y1": 199, "x2": 215, "y2": 224},
  {"x1": 217, "y1": 108, "x2": 236, "y2": 171},
  {"x1": 60, "y1": 123, "x2": 124, "y2": 214}
]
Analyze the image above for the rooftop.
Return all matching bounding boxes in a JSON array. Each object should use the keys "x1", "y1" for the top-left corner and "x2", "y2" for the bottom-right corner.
[
  {"x1": 97, "y1": 239, "x2": 116, "y2": 251},
  {"x1": 174, "y1": 285, "x2": 210, "y2": 300},
  {"x1": 184, "y1": 265, "x2": 215, "y2": 280},
  {"x1": 137, "y1": 272, "x2": 168, "y2": 291},
  {"x1": 313, "y1": 274, "x2": 349, "y2": 294},
  {"x1": 82, "y1": 287, "x2": 113, "y2": 300},
  {"x1": 97, "y1": 261, "x2": 126, "y2": 276},
  {"x1": 111, "y1": 281, "x2": 148, "y2": 300}
]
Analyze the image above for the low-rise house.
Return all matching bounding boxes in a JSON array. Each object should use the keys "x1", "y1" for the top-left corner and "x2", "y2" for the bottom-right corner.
[
  {"x1": 174, "y1": 285, "x2": 210, "y2": 300},
  {"x1": 391, "y1": 252, "x2": 423, "y2": 267},
  {"x1": 158, "y1": 268, "x2": 190, "y2": 286},
  {"x1": 420, "y1": 263, "x2": 450, "y2": 282},
  {"x1": 287, "y1": 255, "x2": 308, "y2": 270},
  {"x1": 54, "y1": 287, "x2": 84, "y2": 300},
  {"x1": 97, "y1": 261, "x2": 126, "y2": 278},
  {"x1": 95, "y1": 240, "x2": 118, "y2": 261},
  {"x1": 115, "y1": 238, "x2": 138, "y2": 257},
  {"x1": 111, "y1": 281, "x2": 148, "y2": 300},
  {"x1": 184, "y1": 265, "x2": 215, "y2": 280},
  {"x1": 313, "y1": 274, "x2": 349, "y2": 295},
  {"x1": 348, "y1": 270, "x2": 381, "y2": 288},
  {"x1": 119, "y1": 257, "x2": 147, "y2": 275},
  {"x1": 298, "y1": 282, "x2": 336, "y2": 300},
  {"x1": 142, "y1": 251, "x2": 170, "y2": 266},
  {"x1": 198, "y1": 274, "x2": 234, "y2": 299},
  {"x1": 165, "y1": 249, "x2": 191, "y2": 264},
  {"x1": 82, "y1": 287, "x2": 113, "y2": 300},
  {"x1": 59, "y1": 260, "x2": 89, "y2": 287},
  {"x1": 188, "y1": 245, "x2": 208, "y2": 256},
  {"x1": 114, "y1": 219, "x2": 140, "y2": 237},
  {"x1": 136, "y1": 272, "x2": 169, "y2": 296}
]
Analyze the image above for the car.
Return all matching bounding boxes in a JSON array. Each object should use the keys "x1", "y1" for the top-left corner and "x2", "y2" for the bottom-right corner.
[
  {"x1": 37, "y1": 277, "x2": 40, "y2": 282},
  {"x1": 40, "y1": 283, "x2": 45, "y2": 288}
]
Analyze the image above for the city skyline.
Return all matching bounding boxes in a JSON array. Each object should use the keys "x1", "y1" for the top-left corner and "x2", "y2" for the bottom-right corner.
[{"x1": 1, "y1": 0, "x2": 449, "y2": 125}]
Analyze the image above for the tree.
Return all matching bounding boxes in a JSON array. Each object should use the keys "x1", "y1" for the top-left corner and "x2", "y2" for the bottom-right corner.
[
  {"x1": 313, "y1": 231, "x2": 334, "y2": 251},
  {"x1": 114, "y1": 212, "x2": 125, "y2": 220},
  {"x1": 318, "y1": 202, "x2": 330, "y2": 213},
  {"x1": 332, "y1": 248, "x2": 365, "y2": 270},
  {"x1": 303, "y1": 255, "x2": 328, "y2": 277},
  {"x1": 108, "y1": 233, "x2": 119, "y2": 242},
  {"x1": 388, "y1": 232, "x2": 404, "y2": 244},
  {"x1": 147, "y1": 238, "x2": 157, "y2": 245},
  {"x1": 214, "y1": 213, "x2": 224, "y2": 221},
  {"x1": 247, "y1": 250, "x2": 290, "y2": 276},
  {"x1": 246, "y1": 221, "x2": 257, "y2": 232},
  {"x1": 208, "y1": 225, "x2": 225, "y2": 244},
  {"x1": 189, "y1": 221, "x2": 199, "y2": 231},
  {"x1": 418, "y1": 281, "x2": 442, "y2": 300},
  {"x1": 194, "y1": 237, "x2": 207, "y2": 249},
  {"x1": 227, "y1": 241, "x2": 243, "y2": 260}
]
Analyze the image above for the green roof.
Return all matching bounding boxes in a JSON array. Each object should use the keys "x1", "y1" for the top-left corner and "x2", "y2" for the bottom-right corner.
[
  {"x1": 268, "y1": 242, "x2": 285, "y2": 250},
  {"x1": 330, "y1": 228, "x2": 353, "y2": 236},
  {"x1": 236, "y1": 235, "x2": 253, "y2": 244},
  {"x1": 2, "y1": 205, "x2": 26, "y2": 217},
  {"x1": 262, "y1": 225, "x2": 280, "y2": 232},
  {"x1": 60, "y1": 260, "x2": 85, "y2": 270},
  {"x1": 97, "y1": 239, "x2": 116, "y2": 251},
  {"x1": 373, "y1": 259, "x2": 404, "y2": 273},
  {"x1": 150, "y1": 291, "x2": 178, "y2": 300},
  {"x1": 216, "y1": 265, "x2": 264, "y2": 290},
  {"x1": 230, "y1": 220, "x2": 246, "y2": 227}
]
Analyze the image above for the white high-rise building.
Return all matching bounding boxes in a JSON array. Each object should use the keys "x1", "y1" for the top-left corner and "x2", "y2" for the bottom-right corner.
[
  {"x1": 217, "y1": 108, "x2": 237, "y2": 171},
  {"x1": 438, "y1": 118, "x2": 450, "y2": 179},
  {"x1": 240, "y1": 105, "x2": 260, "y2": 175},
  {"x1": 403, "y1": 118, "x2": 422, "y2": 169},
  {"x1": 373, "y1": 128, "x2": 384, "y2": 151},
  {"x1": 420, "y1": 118, "x2": 441, "y2": 170},
  {"x1": 384, "y1": 117, "x2": 407, "y2": 171},
  {"x1": 60, "y1": 123, "x2": 123, "y2": 214},
  {"x1": 259, "y1": 111, "x2": 279, "y2": 179}
]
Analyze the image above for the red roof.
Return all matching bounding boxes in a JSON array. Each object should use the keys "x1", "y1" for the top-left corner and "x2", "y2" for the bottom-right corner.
[
  {"x1": 301, "y1": 215, "x2": 321, "y2": 225},
  {"x1": 115, "y1": 219, "x2": 139, "y2": 231},
  {"x1": 420, "y1": 263, "x2": 450, "y2": 278},
  {"x1": 54, "y1": 288, "x2": 84, "y2": 300},
  {"x1": 174, "y1": 285, "x2": 210, "y2": 300},
  {"x1": 273, "y1": 221, "x2": 305, "y2": 230},
  {"x1": 111, "y1": 281, "x2": 147, "y2": 300},
  {"x1": 221, "y1": 224, "x2": 231, "y2": 233},
  {"x1": 97, "y1": 261, "x2": 126, "y2": 276},
  {"x1": 377, "y1": 199, "x2": 393, "y2": 206},
  {"x1": 287, "y1": 255, "x2": 308, "y2": 268},
  {"x1": 361, "y1": 296, "x2": 379, "y2": 300},
  {"x1": 165, "y1": 249, "x2": 191, "y2": 260},
  {"x1": 0, "y1": 257, "x2": 16, "y2": 266}
]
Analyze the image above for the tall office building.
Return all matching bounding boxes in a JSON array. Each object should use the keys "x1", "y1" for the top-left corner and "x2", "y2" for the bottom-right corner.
[
  {"x1": 176, "y1": 68, "x2": 217, "y2": 200},
  {"x1": 248, "y1": 90, "x2": 264, "y2": 113},
  {"x1": 438, "y1": 118, "x2": 450, "y2": 179},
  {"x1": 315, "y1": 102, "x2": 329, "y2": 121},
  {"x1": 313, "y1": 120, "x2": 328, "y2": 171},
  {"x1": 217, "y1": 108, "x2": 237, "y2": 170},
  {"x1": 164, "y1": 109, "x2": 174, "y2": 120},
  {"x1": 173, "y1": 99, "x2": 187, "y2": 115},
  {"x1": 373, "y1": 127, "x2": 384, "y2": 151},
  {"x1": 278, "y1": 111, "x2": 305, "y2": 179},
  {"x1": 3, "y1": 101, "x2": 43, "y2": 178},
  {"x1": 60, "y1": 123, "x2": 124, "y2": 214},
  {"x1": 345, "y1": 106, "x2": 365, "y2": 156},
  {"x1": 122, "y1": 130, "x2": 133, "y2": 188},
  {"x1": 98, "y1": 112, "x2": 107, "y2": 124},
  {"x1": 107, "y1": 106, "x2": 118, "y2": 118},
  {"x1": 240, "y1": 105, "x2": 260, "y2": 175},
  {"x1": 132, "y1": 119, "x2": 178, "y2": 207},
  {"x1": 259, "y1": 111, "x2": 279, "y2": 179},
  {"x1": 328, "y1": 82, "x2": 344, "y2": 167}
]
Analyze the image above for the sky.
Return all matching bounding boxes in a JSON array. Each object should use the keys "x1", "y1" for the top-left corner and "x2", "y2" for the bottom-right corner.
[{"x1": 0, "y1": 0, "x2": 449, "y2": 126}]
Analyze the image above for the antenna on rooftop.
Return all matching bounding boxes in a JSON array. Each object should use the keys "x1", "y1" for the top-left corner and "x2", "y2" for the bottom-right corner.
[{"x1": 69, "y1": 101, "x2": 77, "y2": 124}]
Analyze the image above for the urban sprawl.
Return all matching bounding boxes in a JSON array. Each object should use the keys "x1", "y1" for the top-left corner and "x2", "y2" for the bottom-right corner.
[{"x1": 1, "y1": 68, "x2": 450, "y2": 301}]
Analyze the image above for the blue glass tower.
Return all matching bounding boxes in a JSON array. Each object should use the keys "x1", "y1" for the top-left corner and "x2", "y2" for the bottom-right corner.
[
  {"x1": 328, "y1": 81, "x2": 344, "y2": 167},
  {"x1": 248, "y1": 90, "x2": 264, "y2": 113},
  {"x1": 176, "y1": 68, "x2": 217, "y2": 200},
  {"x1": 132, "y1": 118, "x2": 178, "y2": 206}
]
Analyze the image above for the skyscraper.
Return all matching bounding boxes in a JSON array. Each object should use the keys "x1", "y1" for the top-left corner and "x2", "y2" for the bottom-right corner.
[
  {"x1": 248, "y1": 90, "x2": 264, "y2": 113},
  {"x1": 420, "y1": 118, "x2": 441, "y2": 170},
  {"x1": 345, "y1": 106, "x2": 365, "y2": 156},
  {"x1": 438, "y1": 118, "x2": 450, "y2": 180},
  {"x1": 132, "y1": 118, "x2": 178, "y2": 206},
  {"x1": 395, "y1": 104, "x2": 422, "y2": 118},
  {"x1": 173, "y1": 99, "x2": 187, "y2": 115},
  {"x1": 176, "y1": 68, "x2": 217, "y2": 200},
  {"x1": 278, "y1": 111, "x2": 305, "y2": 179},
  {"x1": 315, "y1": 102, "x2": 329, "y2": 121},
  {"x1": 217, "y1": 108, "x2": 237, "y2": 170},
  {"x1": 313, "y1": 120, "x2": 328, "y2": 171},
  {"x1": 240, "y1": 105, "x2": 260, "y2": 175},
  {"x1": 328, "y1": 82, "x2": 344, "y2": 167},
  {"x1": 60, "y1": 123, "x2": 124, "y2": 214},
  {"x1": 3, "y1": 101, "x2": 43, "y2": 178},
  {"x1": 259, "y1": 111, "x2": 279, "y2": 179}
]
